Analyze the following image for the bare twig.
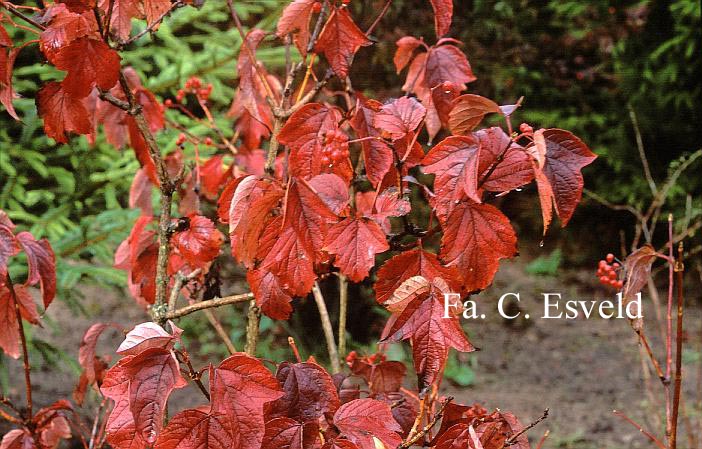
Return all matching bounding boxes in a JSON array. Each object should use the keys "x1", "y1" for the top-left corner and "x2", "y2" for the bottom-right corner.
[
  {"x1": 398, "y1": 397, "x2": 453, "y2": 449},
  {"x1": 505, "y1": 409, "x2": 549, "y2": 446},
  {"x1": 203, "y1": 309, "x2": 236, "y2": 355},
  {"x1": 337, "y1": 274, "x2": 348, "y2": 360},
  {"x1": 165, "y1": 292, "x2": 253, "y2": 319},
  {"x1": 167, "y1": 269, "x2": 202, "y2": 314},
  {"x1": 628, "y1": 104, "x2": 657, "y2": 196},
  {"x1": 365, "y1": 0, "x2": 392, "y2": 36},
  {"x1": 670, "y1": 242, "x2": 685, "y2": 449},
  {"x1": 613, "y1": 410, "x2": 666, "y2": 449},
  {"x1": 0, "y1": 1, "x2": 46, "y2": 31},
  {"x1": 119, "y1": 1, "x2": 184, "y2": 48},
  {"x1": 5, "y1": 274, "x2": 32, "y2": 419},
  {"x1": 244, "y1": 300, "x2": 261, "y2": 356},
  {"x1": 312, "y1": 282, "x2": 340, "y2": 373}
]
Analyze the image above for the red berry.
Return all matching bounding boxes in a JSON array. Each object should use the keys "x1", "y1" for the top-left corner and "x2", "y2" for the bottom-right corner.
[
  {"x1": 608, "y1": 271, "x2": 617, "y2": 280},
  {"x1": 345, "y1": 350, "x2": 357, "y2": 364},
  {"x1": 204, "y1": 137, "x2": 213, "y2": 146},
  {"x1": 331, "y1": 149, "x2": 343, "y2": 161},
  {"x1": 176, "y1": 133, "x2": 186, "y2": 146},
  {"x1": 198, "y1": 88, "x2": 210, "y2": 100},
  {"x1": 164, "y1": 99, "x2": 173, "y2": 107},
  {"x1": 342, "y1": 0, "x2": 350, "y2": 4},
  {"x1": 612, "y1": 262, "x2": 620, "y2": 269},
  {"x1": 615, "y1": 280, "x2": 624, "y2": 289},
  {"x1": 606, "y1": 253, "x2": 615, "y2": 263},
  {"x1": 598, "y1": 260, "x2": 607, "y2": 268},
  {"x1": 312, "y1": 1, "x2": 322, "y2": 13},
  {"x1": 599, "y1": 276, "x2": 609, "y2": 284},
  {"x1": 321, "y1": 155, "x2": 331, "y2": 165}
]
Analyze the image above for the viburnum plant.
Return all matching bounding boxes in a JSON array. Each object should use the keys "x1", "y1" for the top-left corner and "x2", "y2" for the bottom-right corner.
[{"x1": 1, "y1": 0, "x2": 598, "y2": 448}]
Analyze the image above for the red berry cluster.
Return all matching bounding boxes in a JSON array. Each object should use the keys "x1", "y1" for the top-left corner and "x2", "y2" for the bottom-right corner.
[
  {"x1": 519, "y1": 122, "x2": 533, "y2": 135},
  {"x1": 321, "y1": 129, "x2": 349, "y2": 166},
  {"x1": 345, "y1": 350, "x2": 386, "y2": 366},
  {"x1": 172, "y1": 76, "x2": 213, "y2": 103},
  {"x1": 596, "y1": 253, "x2": 623, "y2": 289}
]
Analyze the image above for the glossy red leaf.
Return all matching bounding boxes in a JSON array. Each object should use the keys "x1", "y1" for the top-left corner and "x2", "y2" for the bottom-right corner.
[
  {"x1": 314, "y1": 7, "x2": 371, "y2": 78},
  {"x1": 433, "y1": 423, "x2": 482, "y2": 449},
  {"x1": 308, "y1": 174, "x2": 350, "y2": 215},
  {"x1": 117, "y1": 322, "x2": 177, "y2": 356},
  {"x1": 393, "y1": 36, "x2": 423, "y2": 73},
  {"x1": 172, "y1": 214, "x2": 224, "y2": 268},
  {"x1": 130, "y1": 242, "x2": 158, "y2": 305},
  {"x1": 439, "y1": 200, "x2": 517, "y2": 292},
  {"x1": 78, "y1": 322, "x2": 114, "y2": 383},
  {"x1": 474, "y1": 127, "x2": 533, "y2": 193},
  {"x1": 356, "y1": 188, "x2": 411, "y2": 233},
  {"x1": 155, "y1": 410, "x2": 236, "y2": 449},
  {"x1": 424, "y1": 44, "x2": 476, "y2": 90},
  {"x1": 374, "y1": 248, "x2": 463, "y2": 304},
  {"x1": 276, "y1": 0, "x2": 317, "y2": 57},
  {"x1": 101, "y1": 356, "x2": 147, "y2": 449},
  {"x1": 37, "y1": 81, "x2": 91, "y2": 143},
  {"x1": 269, "y1": 361, "x2": 340, "y2": 422},
  {"x1": 16, "y1": 231, "x2": 56, "y2": 308},
  {"x1": 209, "y1": 354, "x2": 285, "y2": 449},
  {"x1": 39, "y1": 4, "x2": 98, "y2": 59},
  {"x1": 333, "y1": 399, "x2": 402, "y2": 449},
  {"x1": 422, "y1": 135, "x2": 482, "y2": 210},
  {"x1": 382, "y1": 277, "x2": 475, "y2": 389},
  {"x1": 278, "y1": 103, "x2": 350, "y2": 182},
  {"x1": 52, "y1": 37, "x2": 121, "y2": 97},
  {"x1": 262, "y1": 417, "x2": 320, "y2": 449},
  {"x1": 431, "y1": 81, "x2": 461, "y2": 126},
  {"x1": 247, "y1": 268, "x2": 295, "y2": 320},
  {"x1": 349, "y1": 98, "x2": 393, "y2": 186},
  {"x1": 373, "y1": 97, "x2": 426, "y2": 141},
  {"x1": 531, "y1": 129, "x2": 597, "y2": 234},
  {"x1": 123, "y1": 348, "x2": 187, "y2": 444},
  {"x1": 428, "y1": 0, "x2": 453, "y2": 38},
  {"x1": 324, "y1": 217, "x2": 389, "y2": 282},
  {"x1": 448, "y1": 94, "x2": 500, "y2": 135}
]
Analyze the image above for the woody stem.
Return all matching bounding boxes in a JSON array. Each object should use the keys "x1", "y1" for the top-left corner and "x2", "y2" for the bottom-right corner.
[{"x1": 5, "y1": 273, "x2": 32, "y2": 419}]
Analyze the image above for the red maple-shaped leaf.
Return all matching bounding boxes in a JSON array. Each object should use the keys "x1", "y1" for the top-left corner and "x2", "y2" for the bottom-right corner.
[
  {"x1": 268, "y1": 361, "x2": 340, "y2": 422},
  {"x1": 208, "y1": 354, "x2": 284, "y2": 449},
  {"x1": 52, "y1": 37, "x2": 121, "y2": 97},
  {"x1": 428, "y1": 0, "x2": 453, "y2": 38},
  {"x1": 276, "y1": 0, "x2": 317, "y2": 57},
  {"x1": 172, "y1": 214, "x2": 224, "y2": 268},
  {"x1": 333, "y1": 399, "x2": 402, "y2": 449},
  {"x1": 448, "y1": 94, "x2": 500, "y2": 135},
  {"x1": 262, "y1": 417, "x2": 321, "y2": 449},
  {"x1": 422, "y1": 135, "x2": 482, "y2": 212},
  {"x1": 382, "y1": 277, "x2": 475, "y2": 389},
  {"x1": 101, "y1": 356, "x2": 147, "y2": 449},
  {"x1": 278, "y1": 103, "x2": 350, "y2": 182},
  {"x1": 16, "y1": 231, "x2": 56, "y2": 308},
  {"x1": 349, "y1": 98, "x2": 394, "y2": 186},
  {"x1": 247, "y1": 266, "x2": 295, "y2": 320},
  {"x1": 324, "y1": 217, "x2": 389, "y2": 282},
  {"x1": 393, "y1": 36, "x2": 424, "y2": 73},
  {"x1": 155, "y1": 410, "x2": 235, "y2": 449},
  {"x1": 424, "y1": 43, "x2": 476, "y2": 90},
  {"x1": 439, "y1": 200, "x2": 517, "y2": 292},
  {"x1": 374, "y1": 248, "x2": 463, "y2": 304},
  {"x1": 314, "y1": 7, "x2": 371, "y2": 78},
  {"x1": 308, "y1": 174, "x2": 350, "y2": 215},
  {"x1": 117, "y1": 322, "x2": 178, "y2": 356},
  {"x1": 373, "y1": 97, "x2": 426, "y2": 141},
  {"x1": 37, "y1": 81, "x2": 91, "y2": 143},
  {"x1": 123, "y1": 348, "x2": 187, "y2": 444},
  {"x1": 39, "y1": 4, "x2": 98, "y2": 58},
  {"x1": 475, "y1": 127, "x2": 533, "y2": 193},
  {"x1": 531, "y1": 129, "x2": 597, "y2": 234}
]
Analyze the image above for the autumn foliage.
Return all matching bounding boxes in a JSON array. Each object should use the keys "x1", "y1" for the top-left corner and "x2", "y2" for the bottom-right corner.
[{"x1": 0, "y1": 0, "x2": 601, "y2": 448}]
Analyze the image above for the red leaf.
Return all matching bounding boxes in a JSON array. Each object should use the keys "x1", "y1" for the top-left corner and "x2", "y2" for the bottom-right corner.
[
  {"x1": 382, "y1": 277, "x2": 474, "y2": 389},
  {"x1": 356, "y1": 188, "x2": 411, "y2": 233},
  {"x1": 16, "y1": 231, "x2": 56, "y2": 308},
  {"x1": 475, "y1": 127, "x2": 533, "y2": 193},
  {"x1": 262, "y1": 417, "x2": 320, "y2": 449},
  {"x1": 37, "y1": 81, "x2": 92, "y2": 143},
  {"x1": 101, "y1": 356, "x2": 147, "y2": 449},
  {"x1": 129, "y1": 168, "x2": 154, "y2": 215},
  {"x1": 78, "y1": 322, "x2": 115, "y2": 383},
  {"x1": 349, "y1": 98, "x2": 393, "y2": 186},
  {"x1": 0, "y1": 223, "x2": 19, "y2": 277},
  {"x1": 393, "y1": 36, "x2": 424, "y2": 73},
  {"x1": 448, "y1": 94, "x2": 500, "y2": 135},
  {"x1": 123, "y1": 348, "x2": 187, "y2": 444},
  {"x1": 237, "y1": 30, "x2": 272, "y2": 125},
  {"x1": 374, "y1": 248, "x2": 463, "y2": 304},
  {"x1": 422, "y1": 135, "x2": 482, "y2": 211},
  {"x1": 117, "y1": 322, "x2": 178, "y2": 356},
  {"x1": 155, "y1": 410, "x2": 236, "y2": 449},
  {"x1": 247, "y1": 268, "x2": 295, "y2": 320},
  {"x1": 321, "y1": 440, "x2": 357, "y2": 449},
  {"x1": 333, "y1": 399, "x2": 402, "y2": 449},
  {"x1": 324, "y1": 217, "x2": 389, "y2": 282},
  {"x1": 433, "y1": 424, "x2": 482, "y2": 449},
  {"x1": 39, "y1": 4, "x2": 98, "y2": 59},
  {"x1": 278, "y1": 103, "x2": 350, "y2": 182},
  {"x1": 99, "y1": 0, "x2": 141, "y2": 42},
  {"x1": 172, "y1": 214, "x2": 224, "y2": 268},
  {"x1": 200, "y1": 155, "x2": 229, "y2": 200},
  {"x1": 52, "y1": 37, "x2": 121, "y2": 97},
  {"x1": 268, "y1": 361, "x2": 340, "y2": 422},
  {"x1": 531, "y1": 129, "x2": 597, "y2": 234},
  {"x1": 373, "y1": 97, "x2": 426, "y2": 140},
  {"x1": 424, "y1": 44, "x2": 476, "y2": 90},
  {"x1": 130, "y1": 242, "x2": 158, "y2": 305},
  {"x1": 143, "y1": 0, "x2": 171, "y2": 28},
  {"x1": 0, "y1": 430, "x2": 34, "y2": 449},
  {"x1": 0, "y1": 284, "x2": 20, "y2": 358},
  {"x1": 276, "y1": 0, "x2": 317, "y2": 57},
  {"x1": 623, "y1": 244, "x2": 659, "y2": 301},
  {"x1": 308, "y1": 174, "x2": 350, "y2": 215},
  {"x1": 209, "y1": 354, "x2": 285, "y2": 449},
  {"x1": 428, "y1": 0, "x2": 453, "y2": 38},
  {"x1": 430, "y1": 81, "x2": 461, "y2": 126},
  {"x1": 1, "y1": 47, "x2": 19, "y2": 120},
  {"x1": 439, "y1": 200, "x2": 517, "y2": 292},
  {"x1": 314, "y1": 7, "x2": 371, "y2": 78},
  {"x1": 11, "y1": 284, "x2": 39, "y2": 325}
]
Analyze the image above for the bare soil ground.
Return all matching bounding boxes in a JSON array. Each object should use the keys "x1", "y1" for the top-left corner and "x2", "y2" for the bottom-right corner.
[{"x1": 2, "y1": 259, "x2": 700, "y2": 449}]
